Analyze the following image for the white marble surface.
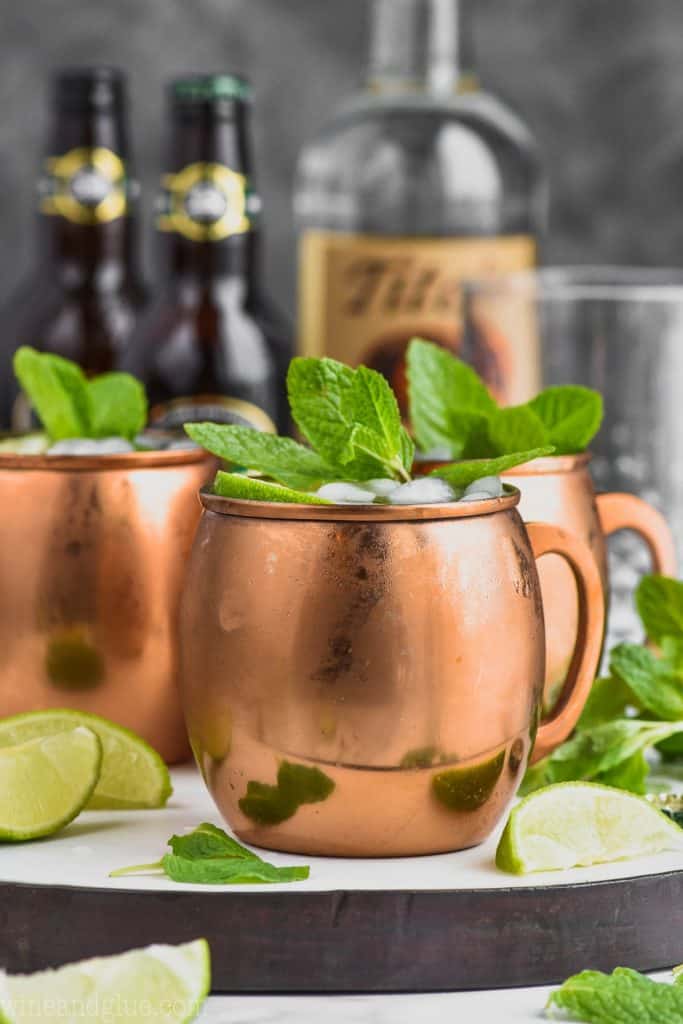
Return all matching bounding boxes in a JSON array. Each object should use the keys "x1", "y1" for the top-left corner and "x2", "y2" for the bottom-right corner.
[
  {"x1": 2, "y1": 765, "x2": 682, "y2": 893},
  {"x1": 199, "y1": 974, "x2": 673, "y2": 1023}
]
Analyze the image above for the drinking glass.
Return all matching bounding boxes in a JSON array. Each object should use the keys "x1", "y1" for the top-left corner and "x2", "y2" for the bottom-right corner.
[{"x1": 464, "y1": 267, "x2": 683, "y2": 648}]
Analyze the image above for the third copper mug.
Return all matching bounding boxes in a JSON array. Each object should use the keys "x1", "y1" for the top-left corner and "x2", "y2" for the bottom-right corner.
[{"x1": 179, "y1": 486, "x2": 603, "y2": 857}]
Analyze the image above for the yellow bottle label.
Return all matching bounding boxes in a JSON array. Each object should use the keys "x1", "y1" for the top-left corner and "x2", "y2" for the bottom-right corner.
[
  {"x1": 40, "y1": 147, "x2": 129, "y2": 225},
  {"x1": 156, "y1": 163, "x2": 250, "y2": 242},
  {"x1": 298, "y1": 231, "x2": 539, "y2": 407}
]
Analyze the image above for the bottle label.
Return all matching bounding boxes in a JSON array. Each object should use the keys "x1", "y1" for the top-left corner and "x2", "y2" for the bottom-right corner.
[
  {"x1": 156, "y1": 163, "x2": 252, "y2": 242},
  {"x1": 39, "y1": 147, "x2": 130, "y2": 224},
  {"x1": 298, "y1": 231, "x2": 538, "y2": 407},
  {"x1": 148, "y1": 394, "x2": 276, "y2": 433}
]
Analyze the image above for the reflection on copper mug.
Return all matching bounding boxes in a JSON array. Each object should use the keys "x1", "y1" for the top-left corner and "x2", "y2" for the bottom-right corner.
[
  {"x1": 0, "y1": 449, "x2": 216, "y2": 763},
  {"x1": 418, "y1": 454, "x2": 676, "y2": 705},
  {"x1": 179, "y1": 488, "x2": 603, "y2": 857}
]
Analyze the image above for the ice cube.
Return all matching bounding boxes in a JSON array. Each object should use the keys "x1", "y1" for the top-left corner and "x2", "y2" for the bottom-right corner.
[
  {"x1": 364, "y1": 478, "x2": 400, "y2": 497},
  {"x1": 167, "y1": 438, "x2": 201, "y2": 451},
  {"x1": 414, "y1": 446, "x2": 455, "y2": 462},
  {"x1": 464, "y1": 476, "x2": 503, "y2": 499},
  {"x1": 388, "y1": 477, "x2": 456, "y2": 505},
  {"x1": 460, "y1": 490, "x2": 492, "y2": 503},
  {"x1": 47, "y1": 437, "x2": 134, "y2": 456},
  {"x1": 316, "y1": 482, "x2": 377, "y2": 504}
]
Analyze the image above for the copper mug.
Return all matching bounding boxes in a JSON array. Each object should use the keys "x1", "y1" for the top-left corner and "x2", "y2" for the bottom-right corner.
[
  {"x1": 0, "y1": 448, "x2": 216, "y2": 763},
  {"x1": 179, "y1": 488, "x2": 604, "y2": 857},
  {"x1": 418, "y1": 454, "x2": 676, "y2": 703}
]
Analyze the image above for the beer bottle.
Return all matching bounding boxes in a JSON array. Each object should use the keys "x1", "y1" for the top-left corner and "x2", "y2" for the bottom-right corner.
[
  {"x1": 0, "y1": 67, "x2": 147, "y2": 429},
  {"x1": 125, "y1": 75, "x2": 290, "y2": 434}
]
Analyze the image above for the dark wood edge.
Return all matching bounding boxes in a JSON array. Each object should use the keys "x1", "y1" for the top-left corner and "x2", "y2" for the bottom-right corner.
[{"x1": 3, "y1": 870, "x2": 683, "y2": 993}]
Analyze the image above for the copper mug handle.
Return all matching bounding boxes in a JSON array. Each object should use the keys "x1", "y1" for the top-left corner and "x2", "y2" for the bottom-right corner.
[
  {"x1": 596, "y1": 492, "x2": 677, "y2": 577},
  {"x1": 526, "y1": 523, "x2": 605, "y2": 763}
]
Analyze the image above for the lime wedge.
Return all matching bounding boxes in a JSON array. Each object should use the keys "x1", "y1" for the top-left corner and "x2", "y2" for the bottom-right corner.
[
  {"x1": 0, "y1": 432, "x2": 49, "y2": 455},
  {"x1": 0, "y1": 938, "x2": 210, "y2": 1023},
  {"x1": 496, "y1": 782, "x2": 683, "y2": 874},
  {"x1": 0, "y1": 727, "x2": 101, "y2": 841},
  {"x1": 0, "y1": 710, "x2": 172, "y2": 810}
]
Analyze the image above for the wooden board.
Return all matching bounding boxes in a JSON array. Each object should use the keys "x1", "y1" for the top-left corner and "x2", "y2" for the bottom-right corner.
[{"x1": 2, "y1": 767, "x2": 683, "y2": 992}]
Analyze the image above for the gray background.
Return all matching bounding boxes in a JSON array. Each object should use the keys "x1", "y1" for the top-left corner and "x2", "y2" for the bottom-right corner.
[{"x1": 1, "y1": 0, "x2": 683, "y2": 314}]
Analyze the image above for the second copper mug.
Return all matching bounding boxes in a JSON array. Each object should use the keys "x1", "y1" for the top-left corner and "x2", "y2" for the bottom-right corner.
[
  {"x1": 180, "y1": 487, "x2": 604, "y2": 857},
  {"x1": 418, "y1": 453, "x2": 676, "y2": 703}
]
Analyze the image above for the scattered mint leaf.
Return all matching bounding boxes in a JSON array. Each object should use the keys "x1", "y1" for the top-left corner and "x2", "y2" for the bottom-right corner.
[
  {"x1": 487, "y1": 405, "x2": 549, "y2": 453},
  {"x1": 239, "y1": 760, "x2": 335, "y2": 825},
  {"x1": 610, "y1": 644, "x2": 683, "y2": 721},
  {"x1": 636, "y1": 575, "x2": 683, "y2": 644},
  {"x1": 185, "y1": 423, "x2": 338, "y2": 491},
  {"x1": 287, "y1": 357, "x2": 411, "y2": 481},
  {"x1": 168, "y1": 822, "x2": 254, "y2": 861},
  {"x1": 110, "y1": 822, "x2": 309, "y2": 885},
  {"x1": 161, "y1": 854, "x2": 309, "y2": 885},
  {"x1": 88, "y1": 373, "x2": 147, "y2": 441},
  {"x1": 522, "y1": 719, "x2": 683, "y2": 796},
  {"x1": 598, "y1": 749, "x2": 650, "y2": 793},
  {"x1": 577, "y1": 676, "x2": 635, "y2": 731},
  {"x1": 546, "y1": 967, "x2": 683, "y2": 1024},
  {"x1": 529, "y1": 385, "x2": 603, "y2": 455},
  {"x1": 406, "y1": 339, "x2": 496, "y2": 455},
  {"x1": 432, "y1": 448, "x2": 555, "y2": 489},
  {"x1": 13, "y1": 346, "x2": 91, "y2": 441},
  {"x1": 212, "y1": 471, "x2": 331, "y2": 505}
]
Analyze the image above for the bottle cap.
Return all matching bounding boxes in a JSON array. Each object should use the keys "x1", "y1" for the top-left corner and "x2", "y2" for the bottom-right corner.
[{"x1": 169, "y1": 74, "x2": 252, "y2": 115}]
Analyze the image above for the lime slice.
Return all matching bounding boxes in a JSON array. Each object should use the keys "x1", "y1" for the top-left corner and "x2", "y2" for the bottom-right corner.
[
  {"x1": 0, "y1": 727, "x2": 101, "y2": 841},
  {"x1": 0, "y1": 938, "x2": 210, "y2": 1023},
  {"x1": 0, "y1": 432, "x2": 49, "y2": 455},
  {"x1": 0, "y1": 710, "x2": 172, "y2": 810},
  {"x1": 496, "y1": 781, "x2": 683, "y2": 874}
]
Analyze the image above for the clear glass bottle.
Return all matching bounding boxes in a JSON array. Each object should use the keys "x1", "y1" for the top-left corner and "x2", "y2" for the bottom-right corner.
[{"x1": 295, "y1": 0, "x2": 546, "y2": 407}]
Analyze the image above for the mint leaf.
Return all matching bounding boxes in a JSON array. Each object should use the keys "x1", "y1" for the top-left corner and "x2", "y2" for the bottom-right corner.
[
  {"x1": 287, "y1": 358, "x2": 411, "y2": 481},
  {"x1": 212, "y1": 471, "x2": 331, "y2": 505},
  {"x1": 161, "y1": 854, "x2": 309, "y2": 885},
  {"x1": 577, "y1": 676, "x2": 635, "y2": 731},
  {"x1": 522, "y1": 719, "x2": 683, "y2": 796},
  {"x1": 487, "y1": 406, "x2": 549, "y2": 454},
  {"x1": 239, "y1": 760, "x2": 335, "y2": 825},
  {"x1": 598, "y1": 749, "x2": 650, "y2": 794},
  {"x1": 636, "y1": 575, "x2": 683, "y2": 644},
  {"x1": 610, "y1": 644, "x2": 683, "y2": 721},
  {"x1": 168, "y1": 822, "x2": 254, "y2": 861},
  {"x1": 110, "y1": 821, "x2": 310, "y2": 885},
  {"x1": 185, "y1": 423, "x2": 338, "y2": 491},
  {"x1": 547, "y1": 967, "x2": 683, "y2": 1024},
  {"x1": 13, "y1": 346, "x2": 91, "y2": 440},
  {"x1": 406, "y1": 338, "x2": 497, "y2": 455},
  {"x1": 88, "y1": 373, "x2": 147, "y2": 440},
  {"x1": 277, "y1": 761, "x2": 335, "y2": 805},
  {"x1": 529, "y1": 385, "x2": 603, "y2": 454},
  {"x1": 432, "y1": 448, "x2": 554, "y2": 489}
]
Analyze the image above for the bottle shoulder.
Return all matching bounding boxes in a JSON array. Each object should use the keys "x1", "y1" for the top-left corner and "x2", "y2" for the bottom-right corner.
[{"x1": 295, "y1": 88, "x2": 545, "y2": 236}]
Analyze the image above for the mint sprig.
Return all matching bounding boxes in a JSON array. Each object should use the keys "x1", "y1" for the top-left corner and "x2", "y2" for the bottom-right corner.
[
  {"x1": 288, "y1": 358, "x2": 414, "y2": 481},
  {"x1": 13, "y1": 347, "x2": 147, "y2": 442},
  {"x1": 406, "y1": 338, "x2": 603, "y2": 457},
  {"x1": 110, "y1": 821, "x2": 309, "y2": 885},
  {"x1": 547, "y1": 966, "x2": 683, "y2": 1023},
  {"x1": 432, "y1": 449, "x2": 554, "y2": 489}
]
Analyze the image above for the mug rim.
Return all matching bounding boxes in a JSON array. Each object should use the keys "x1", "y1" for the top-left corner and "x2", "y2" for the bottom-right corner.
[
  {"x1": 199, "y1": 484, "x2": 521, "y2": 522},
  {"x1": 0, "y1": 447, "x2": 213, "y2": 472}
]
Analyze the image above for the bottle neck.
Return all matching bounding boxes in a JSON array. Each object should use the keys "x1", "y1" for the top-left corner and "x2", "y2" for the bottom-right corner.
[
  {"x1": 38, "y1": 104, "x2": 141, "y2": 287},
  {"x1": 367, "y1": 0, "x2": 476, "y2": 96},
  {"x1": 156, "y1": 101, "x2": 259, "y2": 283}
]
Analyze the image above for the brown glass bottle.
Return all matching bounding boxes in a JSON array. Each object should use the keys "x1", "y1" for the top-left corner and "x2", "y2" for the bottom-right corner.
[
  {"x1": 0, "y1": 67, "x2": 148, "y2": 430},
  {"x1": 124, "y1": 75, "x2": 290, "y2": 434}
]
